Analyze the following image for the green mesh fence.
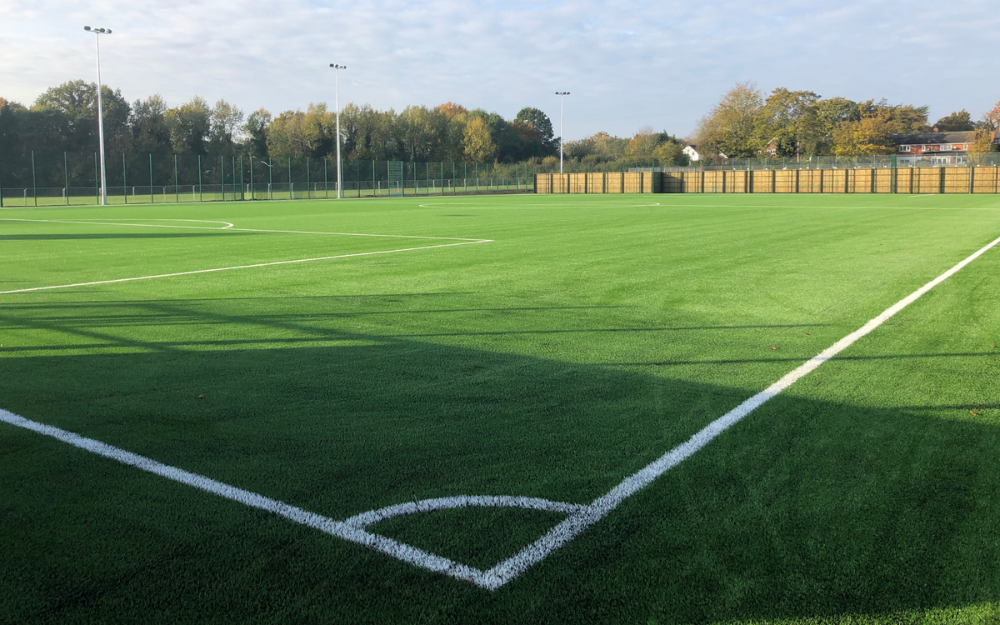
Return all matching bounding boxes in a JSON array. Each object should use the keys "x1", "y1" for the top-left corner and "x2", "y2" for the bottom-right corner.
[{"x1": 0, "y1": 152, "x2": 546, "y2": 207}]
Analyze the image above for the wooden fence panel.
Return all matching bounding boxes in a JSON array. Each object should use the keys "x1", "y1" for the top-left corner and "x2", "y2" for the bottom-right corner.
[
  {"x1": 943, "y1": 168, "x2": 969, "y2": 194},
  {"x1": 623, "y1": 172, "x2": 643, "y2": 194},
  {"x1": 606, "y1": 172, "x2": 624, "y2": 194},
  {"x1": 914, "y1": 169, "x2": 940, "y2": 194},
  {"x1": 872, "y1": 169, "x2": 891, "y2": 193},
  {"x1": 704, "y1": 171, "x2": 725, "y2": 193},
  {"x1": 536, "y1": 166, "x2": 996, "y2": 194},
  {"x1": 586, "y1": 173, "x2": 605, "y2": 193},
  {"x1": 972, "y1": 167, "x2": 1000, "y2": 194},
  {"x1": 774, "y1": 170, "x2": 795, "y2": 193}
]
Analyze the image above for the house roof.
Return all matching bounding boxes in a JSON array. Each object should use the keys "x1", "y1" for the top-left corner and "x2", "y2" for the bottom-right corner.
[{"x1": 890, "y1": 131, "x2": 978, "y2": 145}]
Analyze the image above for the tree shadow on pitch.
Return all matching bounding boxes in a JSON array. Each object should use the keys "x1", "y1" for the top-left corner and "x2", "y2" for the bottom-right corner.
[{"x1": 0, "y1": 298, "x2": 997, "y2": 623}]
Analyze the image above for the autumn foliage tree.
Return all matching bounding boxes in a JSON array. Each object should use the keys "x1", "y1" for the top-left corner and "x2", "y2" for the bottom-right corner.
[{"x1": 831, "y1": 106, "x2": 895, "y2": 156}]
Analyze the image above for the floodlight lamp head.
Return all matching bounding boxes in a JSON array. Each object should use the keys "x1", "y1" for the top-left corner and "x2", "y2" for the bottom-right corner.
[{"x1": 84, "y1": 25, "x2": 91, "y2": 31}]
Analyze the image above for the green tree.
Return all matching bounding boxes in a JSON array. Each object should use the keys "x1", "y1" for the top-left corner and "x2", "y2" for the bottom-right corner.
[
  {"x1": 462, "y1": 117, "x2": 496, "y2": 162},
  {"x1": 935, "y1": 110, "x2": 974, "y2": 131},
  {"x1": 695, "y1": 81, "x2": 768, "y2": 159},
  {"x1": 32, "y1": 79, "x2": 130, "y2": 153},
  {"x1": 208, "y1": 99, "x2": 245, "y2": 156},
  {"x1": 164, "y1": 97, "x2": 211, "y2": 154},
  {"x1": 130, "y1": 95, "x2": 171, "y2": 155},
  {"x1": 761, "y1": 89, "x2": 822, "y2": 157},
  {"x1": 243, "y1": 108, "x2": 271, "y2": 158},
  {"x1": 514, "y1": 107, "x2": 556, "y2": 155},
  {"x1": 832, "y1": 105, "x2": 895, "y2": 156}
]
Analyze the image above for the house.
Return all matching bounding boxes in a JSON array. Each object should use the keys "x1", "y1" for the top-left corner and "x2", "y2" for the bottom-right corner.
[
  {"x1": 683, "y1": 145, "x2": 727, "y2": 162},
  {"x1": 890, "y1": 130, "x2": 997, "y2": 165}
]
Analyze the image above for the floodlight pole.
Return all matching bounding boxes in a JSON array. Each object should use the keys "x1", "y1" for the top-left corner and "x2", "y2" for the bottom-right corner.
[
  {"x1": 85, "y1": 26, "x2": 112, "y2": 205},
  {"x1": 556, "y1": 92, "x2": 570, "y2": 174},
  {"x1": 330, "y1": 64, "x2": 347, "y2": 199}
]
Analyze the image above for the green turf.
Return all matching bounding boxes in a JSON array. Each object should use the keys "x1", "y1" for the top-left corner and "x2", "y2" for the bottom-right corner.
[{"x1": 1, "y1": 193, "x2": 999, "y2": 623}]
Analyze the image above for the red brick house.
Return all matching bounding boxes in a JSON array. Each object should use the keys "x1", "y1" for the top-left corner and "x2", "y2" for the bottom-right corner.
[{"x1": 890, "y1": 130, "x2": 997, "y2": 165}]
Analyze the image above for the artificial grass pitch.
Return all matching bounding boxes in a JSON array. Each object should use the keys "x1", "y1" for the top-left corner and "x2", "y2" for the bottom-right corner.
[{"x1": 1, "y1": 193, "x2": 999, "y2": 623}]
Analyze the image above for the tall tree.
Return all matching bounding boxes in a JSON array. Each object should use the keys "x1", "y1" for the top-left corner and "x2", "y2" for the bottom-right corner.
[
  {"x1": 164, "y1": 97, "x2": 211, "y2": 154},
  {"x1": 130, "y1": 94, "x2": 170, "y2": 155},
  {"x1": 695, "y1": 81, "x2": 767, "y2": 159},
  {"x1": 514, "y1": 107, "x2": 556, "y2": 154},
  {"x1": 981, "y1": 100, "x2": 1000, "y2": 131},
  {"x1": 462, "y1": 117, "x2": 496, "y2": 162},
  {"x1": 760, "y1": 89, "x2": 822, "y2": 157},
  {"x1": 832, "y1": 105, "x2": 895, "y2": 156},
  {"x1": 243, "y1": 108, "x2": 271, "y2": 158},
  {"x1": 208, "y1": 99, "x2": 245, "y2": 156},
  {"x1": 935, "y1": 110, "x2": 974, "y2": 131}
]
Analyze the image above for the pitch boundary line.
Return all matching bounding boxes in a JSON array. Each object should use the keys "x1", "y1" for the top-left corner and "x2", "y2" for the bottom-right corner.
[
  {"x1": 0, "y1": 232, "x2": 997, "y2": 590},
  {"x1": 0, "y1": 240, "x2": 492, "y2": 295},
  {"x1": 0, "y1": 218, "x2": 485, "y2": 241}
]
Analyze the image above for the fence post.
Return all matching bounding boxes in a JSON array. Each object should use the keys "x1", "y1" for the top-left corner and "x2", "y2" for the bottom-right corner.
[
  {"x1": 240, "y1": 156, "x2": 245, "y2": 201},
  {"x1": 123, "y1": 153, "x2": 128, "y2": 204},
  {"x1": 63, "y1": 152, "x2": 69, "y2": 205},
  {"x1": 174, "y1": 155, "x2": 179, "y2": 203},
  {"x1": 306, "y1": 157, "x2": 310, "y2": 199},
  {"x1": 31, "y1": 150, "x2": 37, "y2": 207},
  {"x1": 95, "y1": 152, "x2": 99, "y2": 204},
  {"x1": 969, "y1": 166, "x2": 975, "y2": 194},
  {"x1": 150, "y1": 154, "x2": 154, "y2": 204},
  {"x1": 288, "y1": 158, "x2": 292, "y2": 200}
]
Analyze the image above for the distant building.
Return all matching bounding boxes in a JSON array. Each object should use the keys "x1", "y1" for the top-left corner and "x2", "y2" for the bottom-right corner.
[
  {"x1": 890, "y1": 130, "x2": 997, "y2": 165},
  {"x1": 683, "y1": 145, "x2": 727, "y2": 162}
]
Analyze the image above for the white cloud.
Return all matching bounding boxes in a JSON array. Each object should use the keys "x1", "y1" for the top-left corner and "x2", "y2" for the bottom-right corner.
[{"x1": 1, "y1": 0, "x2": 998, "y2": 138}]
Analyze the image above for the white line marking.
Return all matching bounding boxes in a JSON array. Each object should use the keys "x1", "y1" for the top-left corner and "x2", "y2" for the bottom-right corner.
[
  {"x1": 0, "y1": 240, "x2": 491, "y2": 295},
  {"x1": 345, "y1": 496, "x2": 586, "y2": 528},
  {"x1": 477, "y1": 230, "x2": 1000, "y2": 589},
  {"x1": 0, "y1": 218, "x2": 483, "y2": 241},
  {"x1": 1, "y1": 231, "x2": 998, "y2": 591},
  {"x1": 0, "y1": 409, "x2": 496, "y2": 588}
]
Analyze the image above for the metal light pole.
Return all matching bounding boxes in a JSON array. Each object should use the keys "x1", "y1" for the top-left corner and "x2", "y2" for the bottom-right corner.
[
  {"x1": 85, "y1": 26, "x2": 112, "y2": 205},
  {"x1": 260, "y1": 160, "x2": 274, "y2": 200},
  {"x1": 555, "y1": 92, "x2": 570, "y2": 174},
  {"x1": 330, "y1": 64, "x2": 347, "y2": 199}
]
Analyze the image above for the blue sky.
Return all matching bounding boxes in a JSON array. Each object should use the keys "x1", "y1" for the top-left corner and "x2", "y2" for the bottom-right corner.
[{"x1": 2, "y1": 0, "x2": 998, "y2": 139}]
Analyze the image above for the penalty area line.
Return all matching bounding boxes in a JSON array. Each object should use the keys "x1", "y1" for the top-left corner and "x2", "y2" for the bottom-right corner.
[{"x1": 0, "y1": 239, "x2": 492, "y2": 295}]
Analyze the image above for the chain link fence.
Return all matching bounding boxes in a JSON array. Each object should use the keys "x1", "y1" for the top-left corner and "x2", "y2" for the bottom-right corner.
[
  {"x1": 0, "y1": 152, "x2": 549, "y2": 207},
  {"x1": 637, "y1": 153, "x2": 1000, "y2": 173}
]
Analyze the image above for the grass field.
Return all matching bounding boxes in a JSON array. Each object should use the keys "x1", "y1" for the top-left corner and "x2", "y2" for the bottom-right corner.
[{"x1": 2, "y1": 193, "x2": 999, "y2": 623}]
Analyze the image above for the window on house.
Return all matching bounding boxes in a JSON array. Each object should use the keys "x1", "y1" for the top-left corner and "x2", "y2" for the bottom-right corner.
[{"x1": 899, "y1": 145, "x2": 911, "y2": 152}]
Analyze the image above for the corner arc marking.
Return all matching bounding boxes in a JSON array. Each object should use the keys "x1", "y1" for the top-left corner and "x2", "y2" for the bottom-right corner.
[{"x1": 345, "y1": 496, "x2": 586, "y2": 528}]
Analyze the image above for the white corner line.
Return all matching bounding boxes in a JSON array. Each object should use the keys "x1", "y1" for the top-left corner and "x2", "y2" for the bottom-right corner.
[
  {"x1": 0, "y1": 240, "x2": 492, "y2": 295},
  {"x1": 1, "y1": 232, "x2": 998, "y2": 591},
  {"x1": 477, "y1": 230, "x2": 1000, "y2": 590},
  {"x1": 0, "y1": 408, "x2": 492, "y2": 587}
]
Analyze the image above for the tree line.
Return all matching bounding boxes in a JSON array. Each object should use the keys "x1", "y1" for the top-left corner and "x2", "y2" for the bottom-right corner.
[
  {"x1": 0, "y1": 80, "x2": 566, "y2": 165},
  {"x1": 0, "y1": 79, "x2": 692, "y2": 177},
  {"x1": 691, "y1": 82, "x2": 1000, "y2": 163}
]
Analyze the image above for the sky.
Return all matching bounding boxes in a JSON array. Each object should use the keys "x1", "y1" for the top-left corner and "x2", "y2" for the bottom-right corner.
[{"x1": 2, "y1": 0, "x2": 998, "y2": 140}]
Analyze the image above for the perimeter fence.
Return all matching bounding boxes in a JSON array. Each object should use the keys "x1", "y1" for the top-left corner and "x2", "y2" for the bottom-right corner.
[
  {"x1": 633, "y1": 153, "x2": 1000, "y2": 173},
  {"x1": 0, "y1": 152, "x2": 547, "y2": 207}
]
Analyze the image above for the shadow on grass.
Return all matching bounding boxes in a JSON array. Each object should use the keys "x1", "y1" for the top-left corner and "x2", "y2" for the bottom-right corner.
[{"x1": 0, "y1": 298, "x2": 997, "y2": 623}]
